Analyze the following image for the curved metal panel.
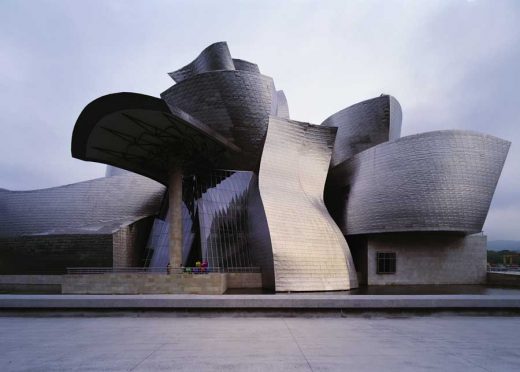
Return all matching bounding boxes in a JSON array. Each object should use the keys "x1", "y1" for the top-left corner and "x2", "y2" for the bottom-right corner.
[
  {"x1": 233, "y1": 58, "x2": 260, "y2": 74},
  {"x1": 0, "y1": 173, "x2": 165, "y2": 238},
  {"x1": 258, "y1": 117, "x2": 358, "y2": 291},
  {"x1": 274, "y1": 90, "x2": 290, "y2": 119},
  {"x1": 105, "y1": 165, "x2": 132, "y2": 177},
  {"x1": 161, "y1": 70, "x2": 277, "y2": 170},
  {"x1": 246, "y1": 174, "x2": 275, "y2": 289},
  {"x1": 322, "y1": 95, "x2": 402, "y2": 167},
  {"x1": 168, "y1": 42, "x2": 235, "y2": 83},
  {"x1": 333, "y1": 130, "x2": 510, "y2": 235}
]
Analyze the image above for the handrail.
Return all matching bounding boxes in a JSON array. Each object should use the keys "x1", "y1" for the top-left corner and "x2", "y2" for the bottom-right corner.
[{"x1": 66, "y1": 267, "x2": 261, "y2": 274}]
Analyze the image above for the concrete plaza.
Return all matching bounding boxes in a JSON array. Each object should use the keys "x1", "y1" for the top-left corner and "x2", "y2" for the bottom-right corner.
[{"x1": 0, "y1": 315, "x2": 519, "y2": 371}]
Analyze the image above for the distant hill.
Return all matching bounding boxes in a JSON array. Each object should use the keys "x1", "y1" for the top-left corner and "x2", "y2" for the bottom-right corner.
[{"x1": 488, "y1": 240, "x2": 520, "y2": 251}]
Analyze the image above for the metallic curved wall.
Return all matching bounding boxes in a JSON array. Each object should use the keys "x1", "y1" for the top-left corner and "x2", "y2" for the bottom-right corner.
[
  {"x1": 332, "y1": 130, "x2": 510, "y2": 235},
  {"x1": 246, "y1": 174, "x2": 275, "y2": 289},
  {"x1": 322, "y1": 95, "x2": 402, "y2": 167},
  {"x1": 0, "y1": 173, "x2": 165, "y2": 237},
  {"x1": 161, "y1": 70, "x2": 278, "y2": 170},
  {"x1": 232, "y1": 58, "x2": 260, "y2": 74},
  {"x1": 274, "y1": 90, "x2": 290, "y2": 119},
  {"x1": 258, "y1": 117, "x2": 358, "y2": 291},
  {"x1": 168, "y1": 42, "x2": 235, "y2": 83},
  {"x1": 105, "y1": 165, "x2": 132, "y2": 177}
]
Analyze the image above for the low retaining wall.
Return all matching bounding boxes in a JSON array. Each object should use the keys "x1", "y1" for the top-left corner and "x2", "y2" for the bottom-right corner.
[
  {"x1": 62, "y1": 273, "x2": 228, "y2": 294},
  {"x1": 226, "y1": 273, "x2": 262, "y2": 289},
  {"x1": 2, "y1": 294, "x2": 520, "y2": 310},
  {"x1": 487, "y1": 272, "x2": 520, "y2": 287},
  {"x1": 2, "y1": 273, "x2": 263, "y2": 294},
  {"x1": 0, "y1": 275, "x2": 62, "y2": 294}
]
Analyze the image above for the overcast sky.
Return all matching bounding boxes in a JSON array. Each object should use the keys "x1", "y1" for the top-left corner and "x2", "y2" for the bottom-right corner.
[{"x1": 1, "y1": 0, "x2": 518, "y2": 240}]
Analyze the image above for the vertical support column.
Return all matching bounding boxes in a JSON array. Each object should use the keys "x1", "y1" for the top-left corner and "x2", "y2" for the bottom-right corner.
[{"x1": 168, "y1": 164, "x2": 183, "y2": 271}]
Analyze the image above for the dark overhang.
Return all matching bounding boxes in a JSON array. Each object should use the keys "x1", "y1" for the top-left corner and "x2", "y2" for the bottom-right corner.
[{"x1": 72, "y1": 92, "x2": 241, "y2": 185}]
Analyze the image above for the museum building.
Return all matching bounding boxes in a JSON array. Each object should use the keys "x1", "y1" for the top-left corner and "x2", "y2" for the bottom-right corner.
[{"x1": 0, "y1": 42, "x2": 510, "y2": 292}]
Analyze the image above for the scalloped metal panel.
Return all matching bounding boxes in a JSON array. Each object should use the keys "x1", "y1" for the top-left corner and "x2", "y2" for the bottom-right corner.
[
  {"x1": 322, "y1": 95, "x2": 402, "y2": 167},
  {"x1": 161, "y1": 70, "x2": 276, "y2": 171},
  {"x1": 0, "y1": 173, "x2": 165, "y2": 237},
  {"x1": 258, "y1": 117, "x2": 358, "y2": 291},
  {"x1": 343, "y1": 131, "x2": 510, "y2": 235}
]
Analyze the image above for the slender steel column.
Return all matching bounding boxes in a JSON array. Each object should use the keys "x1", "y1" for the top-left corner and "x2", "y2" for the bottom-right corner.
[{"x1": 168, "y1": 164, "x2": 183, "y2": 271}]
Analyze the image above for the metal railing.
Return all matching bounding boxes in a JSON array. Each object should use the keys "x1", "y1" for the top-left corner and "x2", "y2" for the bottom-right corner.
[{"x1": 66, "y1": 266, "x2": 261, "y2": 275}]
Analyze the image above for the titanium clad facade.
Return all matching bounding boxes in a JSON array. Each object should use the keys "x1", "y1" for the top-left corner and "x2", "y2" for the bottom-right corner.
[
  {"x1": 258, "y1": 117, "x2": 358, "y2": 291},
  {"x1": 161, "y1": 70, "x2": 278, "y2": 171},
  {"x1": 168, "y1": 42, "x2": 235, "y2": 83},
  {"x1": 322, "y1": 95, "x2": 402, "y2": 167},
  {"x1": 246, "y1": 175, "x2": 275, "y2": 289},
  {"x1": 232, "y1": 59, "x2": 260, "y2": 74},
  {"x1": 5, "y1": 41, "x2": 509, "y2": 289},
  {"x1": 275, "y1": 90, "x2": 290, "y2": 119},
  {"x1": 339, "y1": 130, "x2": 510, "y2": 235},
  {"x1": 0, "y1": 173, "x2": 163, "y2": 274},
  {"x1": 0, "y1": 173, "x2": 165, "y2": 237}
]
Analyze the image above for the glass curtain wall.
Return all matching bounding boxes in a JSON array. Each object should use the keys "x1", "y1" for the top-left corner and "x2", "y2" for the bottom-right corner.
[{"x1": 144, "y1": 170, "x2": 255, "y2": 270}]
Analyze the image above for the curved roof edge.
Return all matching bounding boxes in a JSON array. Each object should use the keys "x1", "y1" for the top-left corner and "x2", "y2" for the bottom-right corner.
[
  {"x1": 321, "y1": 95, "x2": 402, "y2": 167},
  {"x1": 72, "y1": 92, "x2": 241, "y2": 185},
  {"x1": 368, "y1": 129, "x2": 511, "y2": 150},
  {"x1": 72, "y1": 92, "x2": 170, "y2": 159},
  {"x1": 233, "y1": 58, "x2": 260, "y2": 74},
  {"x1": 168, "y1": 41, "x2": 234, "y2": 83},
  {"x1": 321, "y1": 94, "x2": 400, "y2": 130},
  {"x1": 161, "y1": 68, "x2": 275, "y2": 99},
  {"x1": 338, "y1": 130, "x2": 510, "y2": 235}
]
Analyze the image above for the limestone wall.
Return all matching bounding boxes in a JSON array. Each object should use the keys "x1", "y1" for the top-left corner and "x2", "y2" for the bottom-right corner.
[
  {"x1": 366, "y1": 233, "x2": 487, "y2": 285},
  {"x1": 226, "y1": 273, "x2": 262, "y2": 289},
  {"x1": 62, "y1": 273, "x2": 227, "y2": 294},
  {"x1": 0, "y1": 275, "x2": 62, "y2": 293},
  {"x1": 112, "y1": 217, "x2": 154, "y2": 267}
]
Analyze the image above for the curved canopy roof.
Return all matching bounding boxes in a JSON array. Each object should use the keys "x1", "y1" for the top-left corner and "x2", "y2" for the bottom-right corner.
[{"x1": 71, "y1": 92, "x2": 240, "y2": 185}]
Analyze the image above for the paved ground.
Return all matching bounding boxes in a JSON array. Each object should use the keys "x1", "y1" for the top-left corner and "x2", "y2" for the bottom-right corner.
[{"x1": 0, "y1": 315, "x2": 518, "y2": 371}]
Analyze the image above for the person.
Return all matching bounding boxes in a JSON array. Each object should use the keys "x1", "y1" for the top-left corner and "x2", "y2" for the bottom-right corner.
[{"x1": 201, "y1": 260, "x2": 208, "y2": 274}]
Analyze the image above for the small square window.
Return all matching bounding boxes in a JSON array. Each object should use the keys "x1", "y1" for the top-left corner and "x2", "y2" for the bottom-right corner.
[{"x1": 376, "y1": 252, "x2": 396, "y2": 274}]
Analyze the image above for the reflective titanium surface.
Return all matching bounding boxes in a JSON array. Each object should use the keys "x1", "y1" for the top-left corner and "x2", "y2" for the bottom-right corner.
[
  {"x1": 258, "y1": 117, "x2": 358, "y2": 291},
  {"x1": 331, "y1": 130, "x2": 510, "y2": 235},
  {"x1": 322, "y1": 95, "x2": 402, "y2": 167},
  {"x1": 0, "y1": 173, "x2": 164, "y2": 237},
  {"x1": 56, "y1": 41, "x2": 512, "y2": 292}
]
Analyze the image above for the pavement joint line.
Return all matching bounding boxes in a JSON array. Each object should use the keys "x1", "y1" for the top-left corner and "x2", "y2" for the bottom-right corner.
[
  {"x1": 283, "y1": 318, "x2": 314, "y2": 372},
  {"x1": 128, "y1": 342, "x2": 167, "y2": 371}
]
